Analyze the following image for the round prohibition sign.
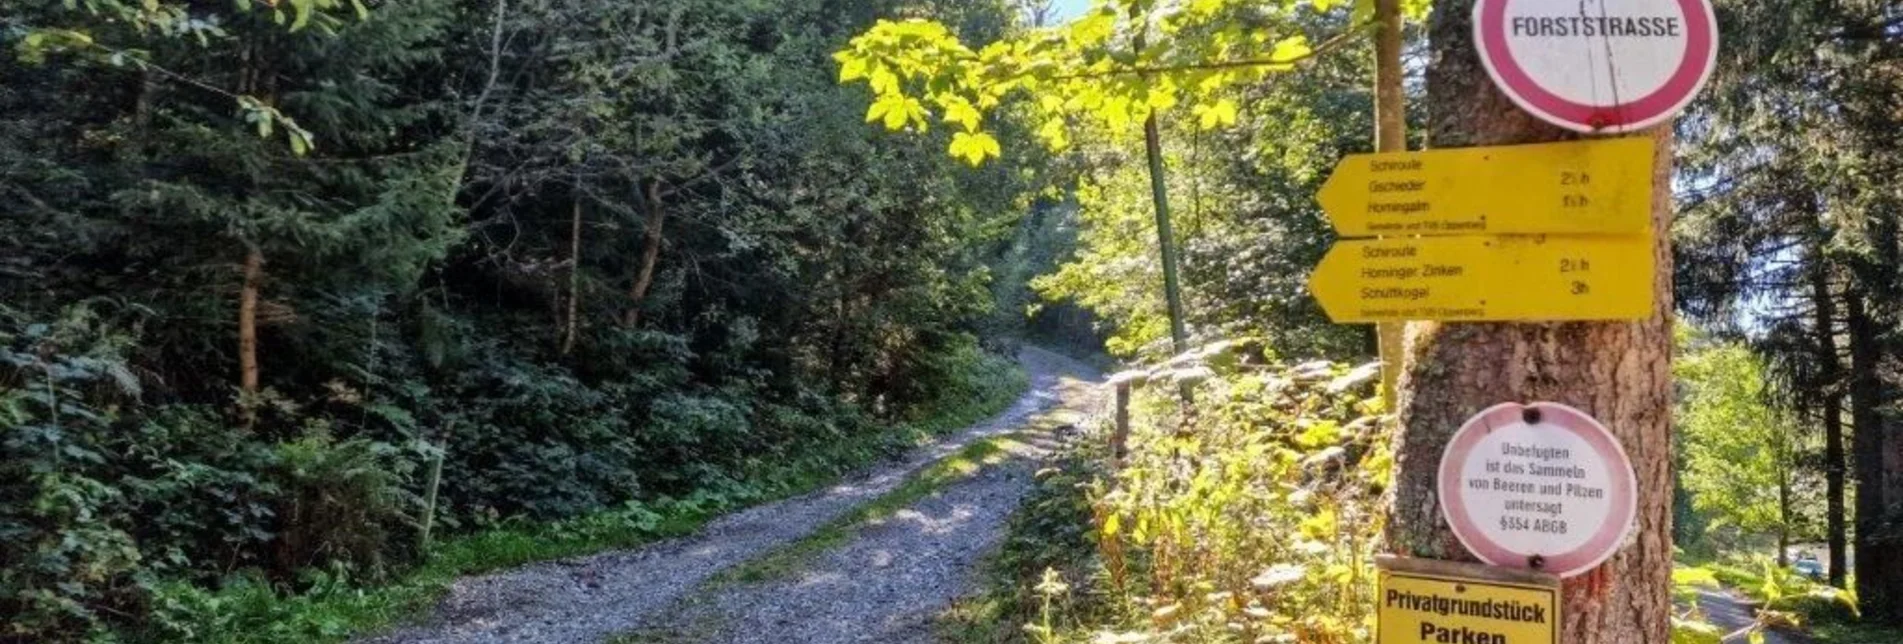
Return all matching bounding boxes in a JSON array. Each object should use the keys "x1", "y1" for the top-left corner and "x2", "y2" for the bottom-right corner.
[
  {"x1": 1437, "y1": 402, "x2": 1638, "y2": 578},
  {"x1": 1474, "y1": 0, "x2": 1719, "y2": 133}
]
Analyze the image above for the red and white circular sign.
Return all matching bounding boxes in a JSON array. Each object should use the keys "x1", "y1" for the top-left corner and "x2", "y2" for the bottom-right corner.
[
  {"x1": 1474, "y1": 0, "x2": 1719, "y2": 133},
  {"x1": 1437, "y1": 402, "x2": 1637, "y2": 578}
]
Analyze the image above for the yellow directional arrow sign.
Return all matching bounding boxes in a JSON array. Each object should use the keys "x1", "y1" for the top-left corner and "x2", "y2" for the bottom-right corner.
[
  {"x1": 1319, "y1": 138, "x2": 1655, "y2": 237},
  {"x1": 1309, "y1": 235, "x2": 1654, "y2": 323}
]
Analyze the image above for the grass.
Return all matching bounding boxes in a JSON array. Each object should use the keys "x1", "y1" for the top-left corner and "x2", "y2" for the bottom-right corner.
[
  {"x1": 1812, "y1": 622, "x2": 1903, "y2": 643},
  {"x1": 138, "y1": 356, "x2": 1031, "y2": 644}
]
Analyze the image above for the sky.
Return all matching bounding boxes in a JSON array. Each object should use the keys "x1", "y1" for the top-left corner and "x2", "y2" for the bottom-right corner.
[{"x1": 1048, "y1": 0, "x2": 1091, "y2": 22}]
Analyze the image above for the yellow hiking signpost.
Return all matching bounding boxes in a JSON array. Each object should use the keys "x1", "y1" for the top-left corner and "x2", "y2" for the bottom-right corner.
[
  {"x1": 1310, "y1": 235, "x2": 1653, "y2": 323},
  {"x1": 1309, "y1": 137, "x2": 1656, "y2": 324},
  {"x1": 1319, "y1": 138, "x2": 1655, "y2": 237}
]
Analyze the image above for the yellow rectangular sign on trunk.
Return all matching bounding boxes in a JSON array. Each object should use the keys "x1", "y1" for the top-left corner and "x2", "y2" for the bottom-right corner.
[
  {"x1": 1378, "y1": 564, "x2": 1559, "y2": 644},
  {"x1": 1308, "y1": 234, "x2": 1654, "y2": 323},
  {"x1": 1320, "y1": 138, "x2": 1655, "y2": 237}
]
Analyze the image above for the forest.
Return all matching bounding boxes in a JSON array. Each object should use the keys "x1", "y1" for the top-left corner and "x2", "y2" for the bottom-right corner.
[{"x1": 1, "y1": 0, "x2": 1900, "y2": 643}]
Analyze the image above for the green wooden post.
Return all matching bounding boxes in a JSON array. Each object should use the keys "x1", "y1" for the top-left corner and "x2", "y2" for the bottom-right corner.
[{"x1": 1143, "y1": 114, "x2": 1189, "y2": 356}]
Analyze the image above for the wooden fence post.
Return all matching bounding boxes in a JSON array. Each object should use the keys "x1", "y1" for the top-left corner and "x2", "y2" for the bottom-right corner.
[{"x1": 1113, "y1": 380, "x2": 1131, "y2": 466}]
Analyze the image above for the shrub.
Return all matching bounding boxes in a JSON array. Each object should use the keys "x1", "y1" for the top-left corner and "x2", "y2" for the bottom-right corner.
[
  {"x1": 974, "y1": 340, "x2": 1388, "y2": 643},
  {"x1": 269, "y1": 433, "x2": 416, "y2": 578},
  {"x1": 1, "y1": 305, "x2": 150, "y2": 639}
]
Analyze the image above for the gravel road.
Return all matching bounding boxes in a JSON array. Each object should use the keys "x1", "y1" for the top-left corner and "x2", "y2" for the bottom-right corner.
[{"x1": 362, "y1": 346, "x2": 1103, "y2": 644}]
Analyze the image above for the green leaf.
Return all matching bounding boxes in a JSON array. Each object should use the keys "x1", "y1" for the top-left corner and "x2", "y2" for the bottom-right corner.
[{"x1": 292, "y1": 1, "x2": 314, "y2": 32}]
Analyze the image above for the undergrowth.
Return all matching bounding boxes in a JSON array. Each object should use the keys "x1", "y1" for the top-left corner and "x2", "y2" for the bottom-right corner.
[{"x1": 946, "y1": 340, "x2": 1391, "y2": 643}]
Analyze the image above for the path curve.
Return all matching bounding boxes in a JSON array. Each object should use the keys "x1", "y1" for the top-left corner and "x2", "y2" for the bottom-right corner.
[
  {"x1": 1696, "y1": 588, "x2": 1809, "y2": 644},
  {"x1": 362, "y1": 346, "x2": 1103, "y2": 644},
  {"x1": 629, "y1": 347, "x2": 1102, "y2": 643}
]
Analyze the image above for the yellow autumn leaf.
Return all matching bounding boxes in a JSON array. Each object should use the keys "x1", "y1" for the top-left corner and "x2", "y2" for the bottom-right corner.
[
  {"x1": 941, "y1": 97, "x2": 982, "y2": 132},
  {"x1": 1068, "y1": 11, "x2": 1116, "y2": 48},
  {"x1": 1036, "y1": 118, "x2": 1071, "y2": 152},
  {"x1": 837, "y1": 56, "x2": 867, "y2": 83},
  {"x1": 948, "y1": 131, "x2": 1001, "y2": 166},
  {"x1": 865, "y1": 95, "x2": 902, "y2": 126},
  {"x1": 1195, "y1": 98, "x2": 1239, "y2": 130},
  {"x1": 1271, "y1": 34, "x2": 1313, "y2": 68}
]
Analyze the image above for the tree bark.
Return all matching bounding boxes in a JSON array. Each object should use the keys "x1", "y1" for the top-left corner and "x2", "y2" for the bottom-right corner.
[
  {"x1": 625, "y1": 179, "x2": 666, "y2": 327},
  {"x1": 1777, "y1": 457, "x2": 1791, "y2": 568},
  {"x1": 1384, "y1": 3, "x2": 1674, "y2": 641},
  {"x1": 562, "y1": 195, "x2": 582, "y2": 354},
  {"x1": 238, "y1": 246, "x2": 264, "y2": 394},
  {"x1": 1845, "y1": 284, "x2": 1902, "y2": 622},
  {"x1": 1810, "y1": 246, "x2": 1848, "y2": 588},
  {"x1": 1372, "y1": 0, "x2": 1406, "y2": 404}
]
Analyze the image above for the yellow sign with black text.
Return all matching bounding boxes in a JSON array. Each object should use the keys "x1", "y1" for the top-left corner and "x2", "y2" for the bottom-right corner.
[
  {"x1": 1377, "y1": 568, "x2": 1558, "y2": 644},
  {"x1": 1308, "y1": 234, "x2": 1654, "y2": 323},
  {"x1": 1319, "y1": 138, "x2": 1655, "y2": 238}
]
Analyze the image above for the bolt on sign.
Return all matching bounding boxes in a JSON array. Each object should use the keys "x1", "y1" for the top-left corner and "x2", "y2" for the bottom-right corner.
[
  {"x1": 1474, "y1": 0, "x2": 1719, "y2": 133},
  {"x1": 1376, "y1": 556, "x2": 1559, "y2": 644},
  {"x1": 1319, "y1": 138, "x2": 1655, "y2": 237},
  {"x1": 1438, "y1": 403, "x2": 1639, "y2": 578}
]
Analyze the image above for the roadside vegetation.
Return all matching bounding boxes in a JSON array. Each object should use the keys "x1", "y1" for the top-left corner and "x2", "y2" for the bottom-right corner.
[{"x1": 942, "y1": 342, "x2": 1388, "y2": 642}]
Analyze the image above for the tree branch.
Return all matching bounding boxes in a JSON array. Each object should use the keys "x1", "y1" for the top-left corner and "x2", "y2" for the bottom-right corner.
[{"x1": 1051, "y1": 21, "x2": 1374, "y2": 81}]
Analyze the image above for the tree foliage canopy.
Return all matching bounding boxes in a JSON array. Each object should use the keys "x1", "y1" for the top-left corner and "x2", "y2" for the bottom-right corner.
[{"x1": 832, "y1": 0, "x2": 1426, "y2": 165}]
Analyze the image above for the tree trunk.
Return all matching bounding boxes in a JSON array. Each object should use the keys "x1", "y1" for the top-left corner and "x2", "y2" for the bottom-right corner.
[
  {"x1": 562, "y1": 195, "x2": 582, "y2": 355},
  {"x1": 1810, "y1": 247, "x2": 1848, "y2": 588},
  {"x1": 1777, "y1": 460, "x2": 1792, "y2": 568},
  {"x1": 1845, "y1": 284, "x2": 1902, "y2": 622},
  {"x1": 1384, "y1": 2, "x2": 1674, "y2": 641},
  {"x1": 1372, "y1": 0, "x2": 1406, "y2": 403},
  {"x1": 238, "y1": 246, "x2": 264, "y2": 394},
  {"x1": 448, "y1": 0, "x2": 508, "y2": 208},
  {"x1": 625, "y1": 179, "x2": 666, "y2": 327}
]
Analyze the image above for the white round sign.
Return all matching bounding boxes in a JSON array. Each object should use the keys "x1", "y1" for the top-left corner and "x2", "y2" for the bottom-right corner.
[
  {"x1": 1437, "y1": 402, "x2": 1637, "y2": 578},
  {"x1": 1473, "y1": 0, "x2": 1719, "y2": 133}
]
